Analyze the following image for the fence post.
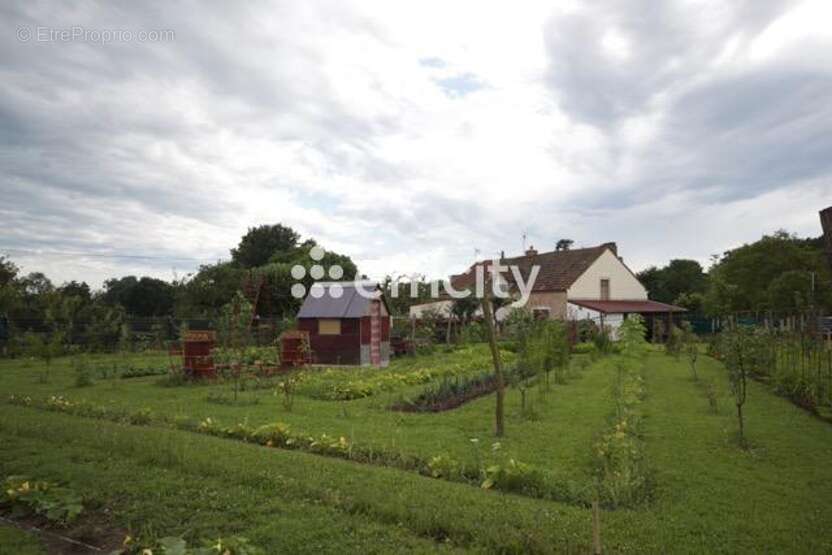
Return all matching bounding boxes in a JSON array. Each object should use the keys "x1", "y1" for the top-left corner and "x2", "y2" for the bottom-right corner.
[{"x1": 592, "y1": 498, "x2": 602, "y2": 555}]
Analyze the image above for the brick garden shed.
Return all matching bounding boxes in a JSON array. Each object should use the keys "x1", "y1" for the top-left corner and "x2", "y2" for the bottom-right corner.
[{"x1": 297, "y1": 282, "x2": 391, "y2": 366}]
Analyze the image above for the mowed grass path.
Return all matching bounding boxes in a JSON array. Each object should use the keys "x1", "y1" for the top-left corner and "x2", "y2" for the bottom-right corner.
[
  {"x1": 3, "y1": 348, "x2": 832, "y2": 552},
  {"x1": 0, "y1": 525, "x2": 45, "y2": 555},
  {"x1": 632, "y1": 351, "x2": 832, "y2": 554},
  {"x1": 0, "y1": 348, "x2": 615, "y2": 480},
  {"x1": 0, "y1": 405, "x2": 595, "y2": 553}
]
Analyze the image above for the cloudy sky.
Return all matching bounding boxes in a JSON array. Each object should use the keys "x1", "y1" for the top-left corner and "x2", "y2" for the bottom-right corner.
[{"x1": 2, "y1": 0, "x2": 831, "y2": 288}]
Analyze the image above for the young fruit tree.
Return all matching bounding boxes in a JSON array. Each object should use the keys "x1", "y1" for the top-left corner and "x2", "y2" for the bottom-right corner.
[
  {"x1": 480, "y1": 269, "x2": 505, "y2": 437},
  {"x1": 723, "y1": 327, "x2": 765, "y2": 447},
  {"x1": 683, "y1": 325, "x2": 699, "y2": 381}
]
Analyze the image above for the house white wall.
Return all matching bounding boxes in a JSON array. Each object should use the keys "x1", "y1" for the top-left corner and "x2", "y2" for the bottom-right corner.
[
  {"x1": 567, "y1": 302, "x2": 625, "y2": 339},
  {"x1": 409, "y1": 300, "x2": 454, "y2": 318},
  {"x1": 567, "y1": 249, "x2": 647, "y2": 300},
  {"x1": 409, "y1": 300, "x2": 519, "y2": 322}
]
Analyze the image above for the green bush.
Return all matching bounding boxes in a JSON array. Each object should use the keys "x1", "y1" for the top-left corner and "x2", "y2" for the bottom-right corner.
[
  {"x1": 481, "y1": 459, "x2": 545, "y2": 496},
  {"x1": 1, "y1": 476, "x2": 84, "y2": 524},
  {"x1": 128, "y1": 408, "x2": 154, "y2": 425}
]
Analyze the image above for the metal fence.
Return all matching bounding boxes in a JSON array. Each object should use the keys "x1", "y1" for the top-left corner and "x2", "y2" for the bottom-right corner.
[{"x1": 0, "y1": 316, "x2": 295, "y2": 356}]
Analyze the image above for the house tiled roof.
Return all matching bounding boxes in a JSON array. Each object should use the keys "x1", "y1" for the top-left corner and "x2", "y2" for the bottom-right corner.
[{"x1": 448, "y1": 244, "x2": 610, "y2": 294}]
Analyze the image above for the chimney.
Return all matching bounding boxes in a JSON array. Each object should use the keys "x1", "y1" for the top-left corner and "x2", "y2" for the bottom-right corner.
[
  {"x1": 601, "y1": 242, "x2": 617, "y2": 256},
  {"x1": 525, "y1": 245, "x2": 538, "y2": 256}
]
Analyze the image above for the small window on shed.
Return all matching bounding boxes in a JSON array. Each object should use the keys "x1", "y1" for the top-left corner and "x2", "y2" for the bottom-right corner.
[{"x1": 318, "y1": 319, "x2": 341, "y2": 335}]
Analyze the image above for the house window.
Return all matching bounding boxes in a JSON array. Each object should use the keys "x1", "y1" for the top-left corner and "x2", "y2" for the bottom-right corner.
[
  {"x1": 318, "y1": 319, "x2": 341, "y2": 335},
  {"x1": 600, "y1": 279, "x2": 610, "y2": 300},
  {"x1": 532, "y1": 308, "x2": 550, "y2": 320}
]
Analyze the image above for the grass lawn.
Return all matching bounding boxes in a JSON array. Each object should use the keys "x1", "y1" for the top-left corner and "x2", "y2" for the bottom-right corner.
[
  {"x1": 0, "y1": 524, "x2": 45, "y2": 555},
  {"x1": 1, "y1": 345, "x2": 832, "y2": 553}
]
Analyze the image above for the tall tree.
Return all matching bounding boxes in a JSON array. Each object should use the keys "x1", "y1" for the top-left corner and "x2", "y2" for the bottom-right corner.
[
  {"x1": 0, "y1": 257, "x2": 21, "y2": 315},
  {"x1": 102, "y1": 276, "x2": 174, "y2": 316},
  {"x1": 637, "y1": 259, "x2": 707, "y2": 304},
  {"x1": 556, "y1": 239, "x2": 574, "y2": 251},
  {"x1": 704, "y1": 230, "x2": 831, "y2": 314},
  {"x1": 0, "y1": 256, "x2": 18, "y2": 287},
  {"x1": 231, "y1": 224, "x2": 300, "y2": 268}
]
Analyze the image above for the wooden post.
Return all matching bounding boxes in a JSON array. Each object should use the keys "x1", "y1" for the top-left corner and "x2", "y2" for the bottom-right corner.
[
  {"x1": 481, "y1": 276, "x2": 505, "y2": 437},
  {"x1": 820, "y1": 207, "x2": 832, "y2": 272},
  {"x1": 592, "y1": 499, "x2": 602, "y2": 554}
]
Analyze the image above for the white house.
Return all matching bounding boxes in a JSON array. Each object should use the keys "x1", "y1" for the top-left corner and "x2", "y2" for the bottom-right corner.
[{"x1": 410, "y1": 242, "x2": 685, "y2": 340}]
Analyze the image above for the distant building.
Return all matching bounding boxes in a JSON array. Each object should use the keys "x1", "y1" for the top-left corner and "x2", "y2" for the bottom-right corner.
[
  {"x1": 297, "y1": 282, "x2": 391, "y2": 366},
  {"x1": 410, "y1": 242, "x2": 684, "y2": 340}
]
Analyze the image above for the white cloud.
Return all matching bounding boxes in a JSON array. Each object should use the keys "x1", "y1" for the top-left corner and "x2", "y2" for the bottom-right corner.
[{"x1": 1, "y1": 0, "x2": 830, "y2": 290}]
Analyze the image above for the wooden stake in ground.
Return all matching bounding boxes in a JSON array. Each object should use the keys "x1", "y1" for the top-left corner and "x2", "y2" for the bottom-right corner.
[
  {"x1": 820, "y1": 206, "x2": 832, "y2": 272},
  {"x1": 592, "y1": 499, "x2": 603, "y2": 554},
  {"x1": 480, "y1": 271, "x2": 505, "y2": 437}
]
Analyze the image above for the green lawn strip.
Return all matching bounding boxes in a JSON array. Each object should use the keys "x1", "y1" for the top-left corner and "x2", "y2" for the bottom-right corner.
[
  {"x1": 0, "y1": 405, "x2": 595, "y2": 553},
  {"x1": 4, "y1": 353, "x2": 618, "y2": 503},
  {"x1": 639, "y1": 351, "x2": 832, "y2": 554},
  {"x1": 0, "y1": 524, "x2": 46, "y2": 555},
  {"x1": 0, "y1": 416, "x2": 457, "y2": 553}
]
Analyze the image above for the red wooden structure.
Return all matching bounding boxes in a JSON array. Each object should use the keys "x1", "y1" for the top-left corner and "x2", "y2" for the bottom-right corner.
[
  {"x1": 280, "y1": 330, "x2": 312, "y2": 367},
  {"x1": 183, "y1": 330, "x2": 216, "y2": 378},
  {"x1": 390, "y1": 335, "x2": 414, "y2": 356},
  {"x1": 296, "y1": 282, "x2": 391, "y2": 366},
  {"x1": 242, "y1": 270, "x2": 266, "y2": 327}
]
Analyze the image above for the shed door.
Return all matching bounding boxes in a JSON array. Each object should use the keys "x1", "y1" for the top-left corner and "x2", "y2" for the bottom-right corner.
[{"x1": 370, "y1": 300, "x2": 381, "y2": 366}]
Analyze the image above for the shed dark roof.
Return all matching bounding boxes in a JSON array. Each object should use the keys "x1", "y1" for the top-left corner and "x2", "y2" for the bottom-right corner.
[
  {"x1": 568, "y1": 299, "x2": 686, "y2": 314},
  {"x1": 297, "y1": 282, "x2": 385, "y2": 318},
  {"x1": 448, "y1": 244, "x2": 611, "y2": 294}
]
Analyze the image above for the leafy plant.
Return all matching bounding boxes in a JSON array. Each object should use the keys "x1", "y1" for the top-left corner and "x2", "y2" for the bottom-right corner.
[
  {"x1": 683, "y1": 326, "x2": 700, "y2": 381},
  {"x1": 665, "y1": 326, "x2": 683, "y2": 359},
  {"x1": 25, "y1": 331, "x2": 64, "y2": 383},
  {"x1": 427, "y1": 455, "x2": 462, "y2": 479},
  {"x1": 72, "y1": 355, "x2": 94, "y2": 388},
  {"x1": 130, "y1": 534, "x2": 264, "y2": 555},
  {"x1": 1, "y1": 476, "x2": 84, "y2": 525},
  {"x1": 481, "y1": 458, "x2": 544, "y2": 496},
  {"x1": 128, "y1": 408, "x2": 154, "y2": 425},
  {"x1": 518, "y1": 320, "x2": 570, "y2": 389},
  {"x1": 704, "y1": 378, "x2": 719, "y2": 414},
  {"x1": 722, "y1": 327, "x2": 767, "y2": 447},
  {"x1": 276, "y1": 374, "x2": 298, "y2": 411}
]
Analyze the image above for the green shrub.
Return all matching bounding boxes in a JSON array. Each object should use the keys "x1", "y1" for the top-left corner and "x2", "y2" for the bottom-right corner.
[
  {"x1": 1, "y1": 476, "x2": 84, "y2": 524},
  {"x1": 72, "y1": 357, "x2": 94, "y2": 388},
  {"x1": 427, "y1": 454, "x2": 462, "y2": 479},
  {"x1": 704, "y1": 379, "x2": 719, "y2": 413},
  {"x1": 128, "y1": 408, "x2": 154, "y2": 425},
  {"x1": 252, "y1": 423, "x2": 293, "y2": 447},
  {"x1": 572, "y1": 342, "x2": 596, "y2": 355},
  {"x1": 481, "y1": 459, "x2": 545, "y2": 496},
  {"x1": 665, "y1": 326, "x2": 683, "y2": 359}
]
